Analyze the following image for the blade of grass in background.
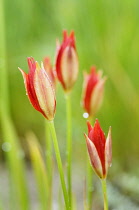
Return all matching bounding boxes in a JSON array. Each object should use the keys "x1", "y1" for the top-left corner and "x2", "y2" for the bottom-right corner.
[
  {"x1": 1, "y1": 110, "x2": 29, "y2": 210},
  {"x1": 0, "y1": 0, "x2": 29, "y2": 209},
  {"x1": 0, "y1": 0, "x2": 9, "y2": 114},
  {"x1": 27, "y1": 132, "x2": 49, "y2": 210}
]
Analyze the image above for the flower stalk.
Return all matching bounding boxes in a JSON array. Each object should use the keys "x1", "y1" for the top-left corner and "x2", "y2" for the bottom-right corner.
[
  {"x1": 86, "y1": 160, "x2": 93, "y2": 210},
  {"x1": 45, "y1": 121, "x2": 53, "y2": 210},
  {"x1": 45, "y1": 121, "x2": 53, "y2": 181},
  {"x1": 65, "y1": 92, "x2": 72, "y2": 208},
  {"x1": 48, "y1": 121, "x2": 69, "y2": 210},
  {"x1": 86, "y1": 117, "x2": 94, "y2": 210},
  {"x1": 101, "y1": 179, "x2": 108, "y2": 210}
]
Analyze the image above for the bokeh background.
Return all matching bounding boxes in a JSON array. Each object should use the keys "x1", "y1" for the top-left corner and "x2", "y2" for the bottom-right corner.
[{"x1": 1, "y1": 0, "x2": 139, "y2": 209}]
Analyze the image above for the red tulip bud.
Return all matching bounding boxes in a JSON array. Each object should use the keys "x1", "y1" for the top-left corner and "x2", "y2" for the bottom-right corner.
[
  {"x1": 55, "y1": 30, "x2": 78, "y2": 92},
  {"x1": 82, "y1": 66, "x2": 106, "y2": 117},
  {"x1": 19, "y1": 57, "x2": 56, "y2": 121},
  {"x1": 84, "y1": 119, "x2": 112, "y2": 179}
]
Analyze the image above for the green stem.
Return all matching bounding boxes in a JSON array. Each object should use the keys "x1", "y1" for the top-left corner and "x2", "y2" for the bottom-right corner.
[
  {"x1": 65, "y1": 93, "x2": 72, "y2": 209},
  {"x1": 101, "y1": 179, "x2": 108, "y2": 210},
  {"x1": 86, "y1": 117, "x2": 94, "y2": 210},
  {"x1": 48, "y1": 121, "x2": 69, "y2": 210},
  {"x1": 45, "y1": 121, "x2": 53, "y2": 210},
  {"x1": 86, "y1": 163, "x2": 93, "y2": 210}
]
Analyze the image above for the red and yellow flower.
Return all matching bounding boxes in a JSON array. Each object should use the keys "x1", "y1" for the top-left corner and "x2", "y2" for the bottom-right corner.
[
  {"x1": 19, "y1": 57, "x2": 56, "y2": 121},
  {"x1": 55, "y1": 30, "x2": 78, "y2": 92},
  {"x1": 82, "y1": 66, "x2": 106, "y2": 117},
  {"x1": 84, "y1": 119, "x2": 112, "y2": 179}
]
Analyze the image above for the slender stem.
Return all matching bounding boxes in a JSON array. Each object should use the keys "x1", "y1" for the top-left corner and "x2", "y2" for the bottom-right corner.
[
  {"x1": 86, "y1": 163, "x2": 93, "y2": 210},
  {"x1": 86, "y1": 117, "x2": 94, "y2": 210},
  {"x1": 48, "y1": 121, "x2": 69, "y2": 210},
  {"x1": 45, "y1": 121, "x2": 52, "y2": 179},
  {"x1": 101, "y1": 179, "x2": 108, "y2": 210},
  {"x1": 45, "y1": 120, "x2": 53, "y2": 210},
  {"x1": 65, "y1": 93, "x2": 72, "y2": 209}
]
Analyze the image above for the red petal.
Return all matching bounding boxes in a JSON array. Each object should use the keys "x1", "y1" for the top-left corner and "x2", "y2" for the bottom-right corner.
[
  {"x1": 19, "y1": 59, "x2": 45, "y2": 115},
  {"x1": 43, "y1": 57, "x2": 56, "y2": 88},
  {"x1": 84, "y1": 134, "x2": 103, "y2": 178},
  {"x1": 83, "y1": 66, "x2": 99, "y2": 115},
  {"x1": 34, "y1": 64, "x2": 56, "y2": 120},
  {"x1": 27, "y1": 57, "x2": 36, "y2": 75},
  {"x1": 105, "y1": 126, "x2": 112, "y2": 176},
  {"x1": 87, "y1": 121, "x2": 93, "y2": 134},
  {"x1": 63, "y1": 30, "x2": 68, "y2": 41},
  {"x1": 90, "y1": 119, "x2": 106, "y2": 176},
  {"x1": 56, "y1": 30, "x2": 76, "y2": 90}
]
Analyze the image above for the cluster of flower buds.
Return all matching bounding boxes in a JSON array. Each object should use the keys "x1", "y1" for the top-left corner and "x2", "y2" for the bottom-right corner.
[
  {"x1": 19, "y1": 30, "x2": 112, "y2": 179},
  {"x1": 19, "y1": 30, "x2": 79, "y2": 120}
]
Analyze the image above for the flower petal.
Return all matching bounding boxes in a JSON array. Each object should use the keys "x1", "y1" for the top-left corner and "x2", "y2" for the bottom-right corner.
[
  {"x1": 87, "y1": 121, "x2": 93, "y2": 134},
  {"x1": 19, "y1": 67, "x2": 42, "y2": 112},
  {"x1": 33, "y1": 62, "x2": 56, "y2": 121},
  {"x1": 83, "y1": 67, "x2": 99, "y2": 115},
  {"x1": 84, "y1": 133, "x2": 103, "y2": 178},
  {"x1": 89, "y1": 77, "x2": 106, "y2": 116},
  {"x1": 61, "y1": 46, "x2": 78, "y2": 90},
  {"x1": 105, "y1": 126, "x2": 112, "y2": 175},
  {"x1": 91, "y1": 119, "x2": 106, "y2": 176},
  {"x1": 18, "y1": 67, "x2": 28, "y2": 91},
  {"x1": 56, "y1": 30, "x2": 78, "y2": 91}
]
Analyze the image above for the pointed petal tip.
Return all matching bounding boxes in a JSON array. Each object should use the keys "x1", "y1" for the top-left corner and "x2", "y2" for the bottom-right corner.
[
  {"x1": 94, "y1": 118, "x2": 99, "y2": 126},
  {"x1": 84, "y1": 133, "x2": 87, "y2": 141},
  {"x1": 87, "y1": 121, "x2": 92, "y2": 133},
  {"x1": 107, "y1": 126, "x2": 112, "y2": 138},
  {"x1": 35, "y1": 61, "x2": 41, "y2": 70},
  {"x1": 18, "y1": 67, "x2": 26, "y2": 76},
  {"x1": 41, "y1": 62, "x2": 44, "y2": 70},
  {"x1": 84, "y1": 133, "x2": 88, "y2": 138},
  {"x1": 70, "y1": 30, "x2": 75, "y2": 38},
  {"x1": 94, "y1": 119, "x2": 104, "y2": 135},
  {"x1": 90, "y1": 66, "x2": 96, "y2": 73},
  {"x1": 27, "y1": 57, "x2": 32, "y2": 61},
  {"x1": 63, "y1": 30, "x2": 68, "y2": 39}
]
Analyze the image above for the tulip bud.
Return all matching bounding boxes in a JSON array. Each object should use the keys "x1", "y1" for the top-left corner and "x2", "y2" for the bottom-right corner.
[
  {"x1": 19, "y1": 57, "x2": 56, "y2": 121},
  {"x1": 43, "y1": 57, "x2": 57, "y2": 88},
  {"x1": 55, "y1": 30, "x2": 78, "y2": 92},
  {"x1": 82, "y1": 66, "x2": 106, "y2": 118},
  {"x1": 84, "y1": 119, "x2": 112, "y2": 179}
]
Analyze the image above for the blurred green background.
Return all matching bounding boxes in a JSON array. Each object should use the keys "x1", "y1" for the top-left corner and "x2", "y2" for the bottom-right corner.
[
  {"x1": 5, "y1": 0, "x2": 139, "y2": 167},
  {"x1": 1, "y1": 0, "x2": 139, "y2": 209}
]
